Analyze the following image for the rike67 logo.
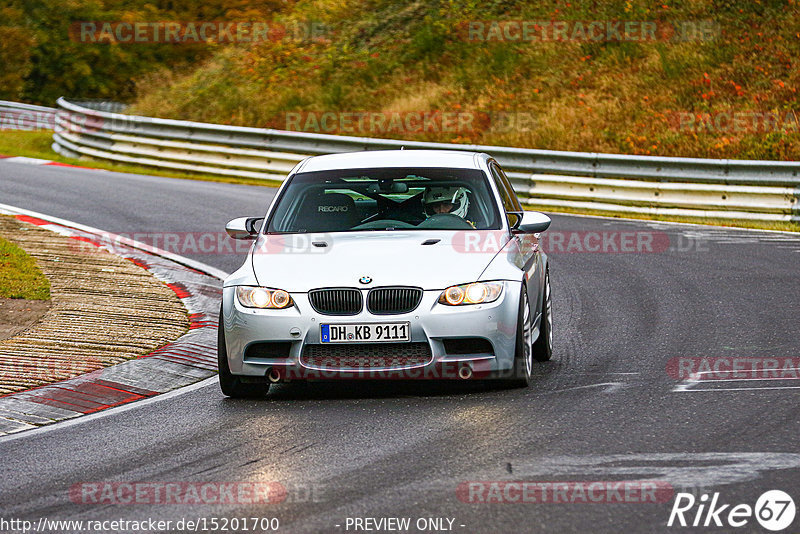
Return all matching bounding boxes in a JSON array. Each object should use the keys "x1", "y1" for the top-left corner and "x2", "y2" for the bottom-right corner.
[{"x1": 668, "y1": 490, "x2": 795, "y2": 531}]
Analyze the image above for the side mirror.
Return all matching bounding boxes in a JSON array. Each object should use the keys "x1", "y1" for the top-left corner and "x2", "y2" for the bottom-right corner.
[
  {"x1": 515, "y1": 211, "x2": 551, "y2": 233},
  {"x1": 507, "y1": 212, "x2": 523, "y2": 229},
  {"x1": 226, "y1": 217, "x2": 263, "y2": 239}
]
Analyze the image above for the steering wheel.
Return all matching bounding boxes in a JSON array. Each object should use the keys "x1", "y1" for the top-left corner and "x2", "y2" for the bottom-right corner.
[{"x1": 417, "y1": 214, "x2": 474, "y2": 230}]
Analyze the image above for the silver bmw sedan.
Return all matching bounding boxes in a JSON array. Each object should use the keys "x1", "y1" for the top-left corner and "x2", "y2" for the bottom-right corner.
[{"x1": 219, "y1": 150, "x2": 553, "y2": 396}]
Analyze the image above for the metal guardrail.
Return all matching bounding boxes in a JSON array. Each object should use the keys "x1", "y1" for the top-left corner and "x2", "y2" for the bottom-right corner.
[
  {"x1": 0, "y1": 100, "x2": 56, "y2": 131},
  {"x1": 68, "y1": 100, "x2": 128, "y2": 113},
  {"x1": 32, "y1": 98, "x2": 795, "y2": 222},
  {"x1": 0, "y1": 100, "x2": 124, "y2": 131}
]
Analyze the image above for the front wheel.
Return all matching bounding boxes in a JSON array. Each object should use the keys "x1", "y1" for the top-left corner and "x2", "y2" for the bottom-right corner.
[
  {"x1": 502, "y1": 284, "x2": 534, "y2": 388},
  {"x1": 532, "y1": 269, "x2": 553, "y2": 362},
  {"x1": 218, "y1": 304, "x2": 267, "y2": 398}
]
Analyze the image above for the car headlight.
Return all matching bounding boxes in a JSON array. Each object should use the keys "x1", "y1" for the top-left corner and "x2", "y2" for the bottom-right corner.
[
  {"x1": 438, "y1": 282, "x2": 503, "y2": 306},
  {"x1": 236, "y1": 286, "x2": 294, "y2": 309}
]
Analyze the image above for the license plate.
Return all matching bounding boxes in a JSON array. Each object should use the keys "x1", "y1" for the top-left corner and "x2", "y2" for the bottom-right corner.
[{"x1": 320, "y1": 322, "x2": 410, "y2": 343}]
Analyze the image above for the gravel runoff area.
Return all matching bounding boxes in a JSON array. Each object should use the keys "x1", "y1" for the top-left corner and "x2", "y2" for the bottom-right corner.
[{"x1": 0, "y1": 215, "x2": 189, "y2": 395}]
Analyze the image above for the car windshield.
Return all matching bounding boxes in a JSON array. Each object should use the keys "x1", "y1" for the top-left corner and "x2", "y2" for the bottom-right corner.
[{"x1": 266, "y1": 167, "x2": 501, "y2": 233}]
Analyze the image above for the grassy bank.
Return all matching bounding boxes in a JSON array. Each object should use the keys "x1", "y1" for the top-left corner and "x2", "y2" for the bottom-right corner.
[
  {"x1": 0, "y1": 233, "x2": 50, "y2": 300},
  {"x1": 129, "y1": 0, "x2": 800, "y2": 160}
]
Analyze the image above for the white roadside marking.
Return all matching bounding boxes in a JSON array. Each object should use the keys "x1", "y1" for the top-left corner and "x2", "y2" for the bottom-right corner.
[
  {"x1": 2, "y1": 156, "x2": 51, "y2": 165},
  {"x1": 672, "y1": 374, "x2": 700, "y2": 392},
  {"x1": 673, "y1": 369, "x2": 800, "y2": 392},
  {"x1": 501, "y1": 452, "x2": 800, "y2": 488},
  {"x1": 548, "y1": 382, "x2": 624, "y2": 394},
  {"x1": 698, "y1": 375, "x2": 800, "y2": 382},
  {"x1": 565, "y1": 372, "x2": 640, "y2": 375},
  {"x1": 0, "y1": 377, "x2": 218, "y2": 444},
  {"x1": 0, "y1": 203, "x2": 231, "y2": 439},
  {"x1": 0, "y1": 202, "x2": 229, "y2": 280},
  {"x1": 678, "y1": 385, "x2": 800, "y2": 393}
]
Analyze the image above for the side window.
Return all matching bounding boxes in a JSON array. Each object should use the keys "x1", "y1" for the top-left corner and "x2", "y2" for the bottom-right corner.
[
  {"x1": 489, "y1": 162, "x2": 522, "y2": 229},
  {"x1": 496, "y1": 164, "x2": 523, "y2": 212},
  {"x1": 489, "y1": 163, "x2": 514, "y2": 213},
  {"x1": 497, "y1": 165, "x2": 525, "y2": 211}
]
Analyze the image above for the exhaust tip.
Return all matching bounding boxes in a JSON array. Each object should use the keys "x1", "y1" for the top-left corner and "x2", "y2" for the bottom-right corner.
[
  {"x1": 458, "y1": 365, "x2": 473, "y2": 380},
  {"x1": 267, "y1": 368, "x2": 282, "y2": 383}
]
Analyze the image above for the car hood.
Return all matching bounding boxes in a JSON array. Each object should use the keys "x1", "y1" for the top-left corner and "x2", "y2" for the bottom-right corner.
[{"x1": 250, "y1": 230, "x2": 509, "y2": 292}]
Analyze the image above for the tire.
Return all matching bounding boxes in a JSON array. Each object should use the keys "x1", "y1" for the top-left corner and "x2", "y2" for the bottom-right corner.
[
  {"x1": 218, "y1": 304, "x2": 267, "y2": 398},
  {"x1": 532, "y1": 269, "x2": 553, "y2": 362},
  {"x1": 502, "y1": 283, "x2": 534, "y2": 388}
]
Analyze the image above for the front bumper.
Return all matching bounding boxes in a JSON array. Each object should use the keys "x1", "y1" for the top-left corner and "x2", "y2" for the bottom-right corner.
[{"x1": 221, "y1": 281, "x2": 521, "y2": 380}]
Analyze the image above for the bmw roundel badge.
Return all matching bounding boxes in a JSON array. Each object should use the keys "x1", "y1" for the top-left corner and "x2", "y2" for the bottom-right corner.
[{"x1": 359, "y1": 276, "x2": 372, "y2": 285}]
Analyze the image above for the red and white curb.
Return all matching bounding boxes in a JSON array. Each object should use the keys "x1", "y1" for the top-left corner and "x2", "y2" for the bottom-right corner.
[
  {"x1": 0, "y1": 204, "x2": 227, "y2": 436},
  {"x1": 0, "y1": 154, "x2": 99, "y2": 170}
]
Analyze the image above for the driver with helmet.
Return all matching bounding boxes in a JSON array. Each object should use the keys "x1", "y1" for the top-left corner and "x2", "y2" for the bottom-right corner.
[{"x1": 423, "y1": 186, "x2": 471, "y2": 221}]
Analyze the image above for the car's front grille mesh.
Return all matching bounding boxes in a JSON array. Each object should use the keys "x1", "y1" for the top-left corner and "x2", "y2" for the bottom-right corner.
[
  {"x1": 308, "y1": 288, "x2": 362, "y2": 315},
  {"x1": 301, "y1": 343, "x2": 432, "y2": 370},
  {"x1": 367, "y1": 287, "x2": 423, "y2": 315}
]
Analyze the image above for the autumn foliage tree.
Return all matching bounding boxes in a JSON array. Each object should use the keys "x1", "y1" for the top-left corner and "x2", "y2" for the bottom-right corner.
[{"x1": 0, "y1": 0, "x2": 287, "y2": 104}]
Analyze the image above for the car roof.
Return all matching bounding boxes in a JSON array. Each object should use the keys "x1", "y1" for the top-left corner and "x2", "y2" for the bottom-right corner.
[{"x1": 297, "y1": 150, "x2": 488, "y2": 173}]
